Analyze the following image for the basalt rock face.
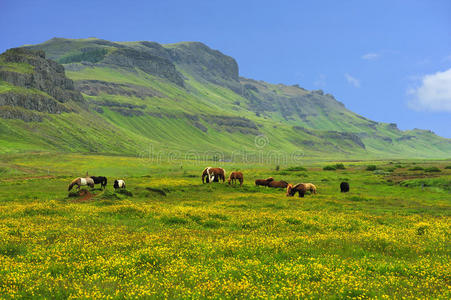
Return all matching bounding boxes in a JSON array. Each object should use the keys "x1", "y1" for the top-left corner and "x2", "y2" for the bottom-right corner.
[
  {"x1": 0, "y1": 92, "x2": 69, "y2": 114},
  {"x1": 100, "y1": 48, "x2": 185, "y2": 87},
  {"x1": 164, "y1": 42, "x2": 242, "y2": 93},
  {"x1": 75, "y1": 80, "x2": 163, "y2": 98},
  {"x1": 0, "y1": 48, "x2": 84, "y2": 104}
]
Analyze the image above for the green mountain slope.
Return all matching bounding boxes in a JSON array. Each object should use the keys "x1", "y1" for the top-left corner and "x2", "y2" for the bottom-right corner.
[{"x1": 0, "y1": 37, "x2": 449, "y2": 159}]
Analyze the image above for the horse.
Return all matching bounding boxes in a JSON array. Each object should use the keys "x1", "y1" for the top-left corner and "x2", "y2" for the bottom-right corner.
[
  {"x1": 68, "y1": 177, "x2": 94, "y2": 191},
  {"x1": 228, "y1": 171, "x2": 243, "y2": 186},
  {"x1": 268, "y1": 179, "x2": 289, "y2": 189},
  {"x1": 340, "y1": 182, "x2": 349, "y2": 193},
  {"x1": 286, "y1": 183, "x2": 307, "y2": 197},
  {"x1": 114, "y1": 179, "x2": 126, "y2": 189},
  {"x1": 255, "y1": 177, "x2": 274, "y2": 187},
  {"x1": 202, "y1": 167, "x2": 226, "y2": 183},
  {"x1": 302, "y1": 183, "x2": 317, "y2": 194},
  {"x1": 90, "y1": 176, "x2": 107, "y2": 189}
]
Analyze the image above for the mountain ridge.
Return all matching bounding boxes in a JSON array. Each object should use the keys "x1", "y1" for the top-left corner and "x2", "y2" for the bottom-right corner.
[{"x1": 0, "y1": 37, "x2": 449, "y2": 159}]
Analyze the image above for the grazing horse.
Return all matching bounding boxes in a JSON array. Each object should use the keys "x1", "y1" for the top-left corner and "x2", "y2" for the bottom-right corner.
[
  {"x1": 90, "y1": 176, "x2": 107, "y2": 189},
  {"x1": 228, "y1": 171, "x2": 244, "y2": 186},
  {"x1": 286, "y1": 183, "x2": 307, "y2": 197},
  {"x1": 68, "y1": 177, "x2": 94, "y2": 191},
  {"x1": 340, "y1": 182, "x2": 350, "y2": 193},
  {"x1": 202, "y1": 167, "x2": 226, "y2": 183},
  {"x1": 255, "y1": 177, "x2": 274, "y2": 187},
  {"x1": 268, "y1": 179, "x2": 289, "y2": 189},
  {"x1": 302, "y1": 183, "x2": 317, "y2": 194},
  {"x1": 114, "y1": 179, "x2": 126, "y2": 189}
]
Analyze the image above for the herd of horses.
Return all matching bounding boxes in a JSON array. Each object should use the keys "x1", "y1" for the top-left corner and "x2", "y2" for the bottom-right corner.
[
  {"x1": 67, "y1": 167, "x2": 350, "y2": 198},
  {"x1": 200, "y1": 167, "x2": 349, "y2": 198}
]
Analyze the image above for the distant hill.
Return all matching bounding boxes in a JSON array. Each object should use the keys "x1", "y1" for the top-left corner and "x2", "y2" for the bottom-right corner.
[{"x1": 0, "y1": 37, "x2": 449, "y2": 159}]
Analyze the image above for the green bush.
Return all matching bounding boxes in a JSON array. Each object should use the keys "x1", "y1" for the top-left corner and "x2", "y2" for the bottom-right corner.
[
  {"x1": 285, "y1": 166, "x2": 307, "y2": 171},
  {"x1": 424, "y1": 167, "x2": 441, "y2": 173},
  {"x1": 323, "y1": 165, "x2": 336, "y2": 171},
  {"x1": 444, "y1": 166, "x2": 451, "y2": 169},
  {"x1": 334, "y1": 163, "x2": 346, "y2": 170},
  {"x1": 408, "y1": 166, "x2": 424, "y2": 171},
  {"x1": 366, "y1": 165, "x2": 377, "y2": 171}
]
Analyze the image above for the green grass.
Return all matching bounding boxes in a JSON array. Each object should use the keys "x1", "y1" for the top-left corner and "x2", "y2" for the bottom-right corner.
[
  {"x1": 0, "y1": 154, "x2": 449, "y2": 298},
  {"x1": 0, "y1": 56, "x2": 34, "y2": 74}
]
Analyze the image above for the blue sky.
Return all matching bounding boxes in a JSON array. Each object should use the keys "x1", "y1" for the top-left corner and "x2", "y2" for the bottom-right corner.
[{"x1": 1, "y1": 0, "x2": 450, "y2": 137}]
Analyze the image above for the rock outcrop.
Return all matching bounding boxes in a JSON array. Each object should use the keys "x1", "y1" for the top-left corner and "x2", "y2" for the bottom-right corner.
[
  {"x1": 0, "y1": 48, "x2": 84, "y2": 121},
  {"x1": 0, "y1": 48, "x2": 84, "y2": 103}
]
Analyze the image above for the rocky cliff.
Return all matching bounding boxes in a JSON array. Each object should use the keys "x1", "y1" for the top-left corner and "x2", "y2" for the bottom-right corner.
[{"x1": 0, "y1": 48, "x2": 84, "y2": 120}]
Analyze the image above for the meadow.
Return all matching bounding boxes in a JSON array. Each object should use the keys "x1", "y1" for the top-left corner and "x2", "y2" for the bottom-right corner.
[{"x1": 0, "y1": 153, "x2": 450, "y2": 298}]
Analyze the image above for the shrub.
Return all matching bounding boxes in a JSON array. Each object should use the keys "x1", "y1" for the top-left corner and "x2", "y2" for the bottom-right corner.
[
  {"x1": 275, "y1": 165, "x2": 280, "y2": 171},
  {"x1": 445, "y1": 166, "x2": 451, "y2": 169},
  {"x1": 285, "y1": 166, "x2": 307, "y2": 171},
  {"x1": 409, "y1": 166, "x2": 424, "y2": 171},
  {"x1": 366, "y1": 165, "x2": 377, "y2": 171},
  {"x1": 424, "y1": 167, "x2": 441, "y2": 173},
  {"x1": 323, "y1": 165, "x2": 336, "y2": 171},
  {"x1": 335, "y1": 163, "x2": 346, "y2": 170}
]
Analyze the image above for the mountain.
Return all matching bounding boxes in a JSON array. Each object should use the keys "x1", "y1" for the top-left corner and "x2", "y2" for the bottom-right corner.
[{"x1": 0, "y1": 37, "x2": 449, "y2": 159}]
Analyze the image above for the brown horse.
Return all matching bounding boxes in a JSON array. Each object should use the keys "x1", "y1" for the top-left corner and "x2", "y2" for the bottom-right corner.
[
  {"x1": 228, "y1": 171, "x2": 243, "y2": 186},
  {"x1": 202, "y1": 167, "x2": 226, "y2": 183},
  {"x1": 286, "y1": 183, "x2": 307, "y2": 197},
  {"x1": 255, "y1": 177, "x2": 274, "y2": 187},
  {"x1": 268, "y1": 179, "x2": 289, "y2": 189},
  {"x1": 68, "y1": 177, "x2": 94, "y2": 191}
]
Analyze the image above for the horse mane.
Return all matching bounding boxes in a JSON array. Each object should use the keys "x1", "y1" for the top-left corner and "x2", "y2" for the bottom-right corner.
[{"x1": 293, "y1": 183, "x2": 305, "y2": 189}]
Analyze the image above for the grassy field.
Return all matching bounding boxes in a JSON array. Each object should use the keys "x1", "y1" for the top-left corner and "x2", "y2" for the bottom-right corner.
[{"x1": 0, "y1": 153, "x2": 450, "y2": 298}]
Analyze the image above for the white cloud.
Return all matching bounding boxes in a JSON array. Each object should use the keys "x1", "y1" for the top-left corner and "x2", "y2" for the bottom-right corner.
[
  {"x1": 314, "y1": 74, "x2": 326, "y2": 87},
  {"x1": 408, "y1": 68, "x2": 451, "y2": 112},
  {"x1": 344, "y1": 73, "x2": 360, "y2": 88},
  {"x1": 362, "y1": 53, "x2": 380, "y2": 60}
]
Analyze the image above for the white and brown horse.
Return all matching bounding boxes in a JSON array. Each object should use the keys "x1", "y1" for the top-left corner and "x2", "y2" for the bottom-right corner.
[
  {"x1": 68, "y1": 177, "x2": 95, "y2": 191},
  {"x1": 202, "y1": 167, "x2": 226, "y2": 183}
]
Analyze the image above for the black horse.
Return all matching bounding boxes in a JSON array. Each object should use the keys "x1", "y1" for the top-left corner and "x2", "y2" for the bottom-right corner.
[
  {"x1": 90, "y1": 176, "x2": 107, "y2": 189},
  {"x1": 340, "y1": 182, "x2": 350, "y2": 193}
]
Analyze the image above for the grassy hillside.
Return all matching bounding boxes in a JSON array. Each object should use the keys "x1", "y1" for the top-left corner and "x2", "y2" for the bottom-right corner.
[{"x1": 0, "y1": 38, "x2": 448, "y2": 158}]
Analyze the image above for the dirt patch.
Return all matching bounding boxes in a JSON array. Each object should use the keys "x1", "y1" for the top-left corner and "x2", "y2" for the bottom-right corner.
[{"x1": 69, "y1": 190, "x2": 95, "y2": 202}]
